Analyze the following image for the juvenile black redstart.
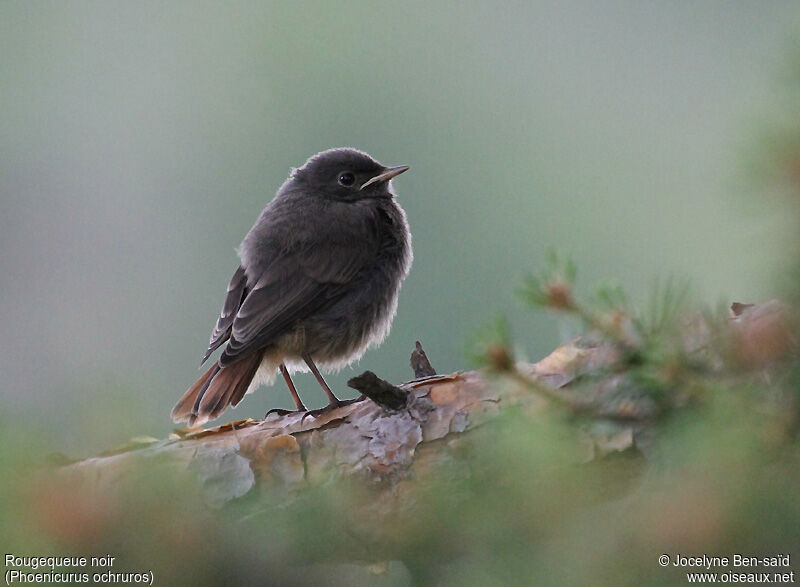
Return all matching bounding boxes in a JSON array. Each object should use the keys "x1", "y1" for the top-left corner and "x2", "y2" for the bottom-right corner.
[{"x1": 171, "y1": 148, "x2": 412, "y2": 426}]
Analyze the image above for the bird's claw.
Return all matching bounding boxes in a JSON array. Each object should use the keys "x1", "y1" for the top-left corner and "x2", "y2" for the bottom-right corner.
[
  {"x1": 299, "y1": 395, "x2": 366, "y2": 424},
  {"x1": 263, "y1": 407, "x2": 307, "y2": 419},
  {"x1": 265, "y1": 396, "x2": 366, "y2": 424}
]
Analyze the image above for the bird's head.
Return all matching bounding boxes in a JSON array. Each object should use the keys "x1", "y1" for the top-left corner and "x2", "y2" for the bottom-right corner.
[{"x1": 284, "y1": 148, "x2": 409, "y2": 202}]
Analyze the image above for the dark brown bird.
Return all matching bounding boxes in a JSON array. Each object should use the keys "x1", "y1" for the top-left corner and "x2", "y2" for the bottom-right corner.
[{"x1": 171, "y1": 148, "x2": 412, "y2": 426}]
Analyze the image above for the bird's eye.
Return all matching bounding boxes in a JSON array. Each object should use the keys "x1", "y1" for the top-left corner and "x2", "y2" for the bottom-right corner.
[{"x1": 338, "y1": 172, "x2": 355, "y2": 187}]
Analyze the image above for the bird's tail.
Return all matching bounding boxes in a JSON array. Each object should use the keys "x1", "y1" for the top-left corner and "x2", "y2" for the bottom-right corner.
[{"x1": 171, "y1": 350, "x2": 265, "y2": 426}]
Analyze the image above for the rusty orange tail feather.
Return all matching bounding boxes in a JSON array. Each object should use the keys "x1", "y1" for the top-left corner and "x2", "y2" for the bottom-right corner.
[
  {"x1": 171, "y1": 363, "x2": 218, "y2": 424},
  {"x1": 172, "y1": 351, "x2": 265, "y2": 426}
]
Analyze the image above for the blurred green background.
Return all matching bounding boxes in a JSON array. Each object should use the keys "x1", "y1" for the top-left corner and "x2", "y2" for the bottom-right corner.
[{"x1": 1, "y1": 1, "x2": 799, "y2": 455}]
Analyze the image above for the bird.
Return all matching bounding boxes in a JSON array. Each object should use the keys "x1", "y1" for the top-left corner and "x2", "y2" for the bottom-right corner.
[{"x1": 171, "y1": 148, "x2": 413, "y2": 426}]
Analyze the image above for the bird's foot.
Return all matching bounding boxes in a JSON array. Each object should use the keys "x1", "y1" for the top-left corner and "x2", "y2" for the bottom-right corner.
[{"x1": 299, "y1": 395, "x2": 366, "y2": 424}]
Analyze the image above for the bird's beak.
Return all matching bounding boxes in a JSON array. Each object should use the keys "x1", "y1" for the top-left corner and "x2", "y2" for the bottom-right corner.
[{"x1": 360, "y1": 165, "x2": 410, "y2": 190}]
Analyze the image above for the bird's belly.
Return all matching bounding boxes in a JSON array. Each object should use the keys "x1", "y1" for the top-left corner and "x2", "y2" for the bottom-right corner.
[
  {"x1": 245, "y1": 271, "x2": 401, "y2": 395},
  {"x1": 308, "y1": 283, "x2": 400, "y2": 366},
  {"x1": 278, "y1": 265, "x2": 400, "y2": 365}
]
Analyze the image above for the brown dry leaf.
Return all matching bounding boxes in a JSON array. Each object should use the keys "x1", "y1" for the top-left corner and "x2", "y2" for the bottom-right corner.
[
  {"x1": 100, "y1": 436, "x2": 161, "y2": 457},
  {"x1": 403, "y1": 373, "x2": 461, "y2": 388},
  {"x1": 181, "y1": 418, "x2": 259, "y2": 440}
]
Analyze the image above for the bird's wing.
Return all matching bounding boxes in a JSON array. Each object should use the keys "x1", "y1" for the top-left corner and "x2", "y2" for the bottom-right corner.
[
  {"x1": 218, "y1": 225, "x2": 379, "y2": 367},
  {"x1": 200, "y1": 265, "x2": 248, "y2": 365}
]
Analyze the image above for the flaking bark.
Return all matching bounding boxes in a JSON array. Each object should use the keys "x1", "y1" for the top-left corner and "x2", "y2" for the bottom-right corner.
[
  {"x1": 58, "y1": 301, "x2": 791, "y2": 512},
  {"x1": 58, "y1": 340, "x2": 648, "y2": 509}
]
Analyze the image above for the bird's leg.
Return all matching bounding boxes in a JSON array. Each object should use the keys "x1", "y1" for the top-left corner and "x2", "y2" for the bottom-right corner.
[
  {"x1": 303, "y1": 353, "x2": 340, "y2": 405},
  {"x1": 301, "y1": 353, "x2": 365, "y2": 420},
  {"x1": 281, "y1": 363, "x2": 307, "y2": 410},
  {"x1": 264, "y1": 363, "x2": 307, "y2": 418}
]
